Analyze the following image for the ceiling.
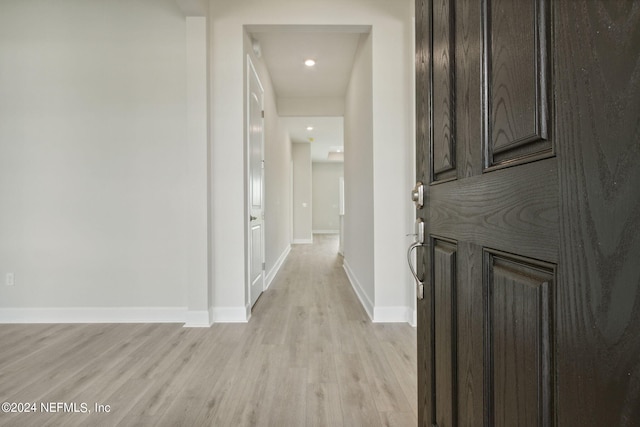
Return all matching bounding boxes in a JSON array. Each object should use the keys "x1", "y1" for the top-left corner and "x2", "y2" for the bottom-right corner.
[
  {"x1": 250, "y1": 30, "x2": 361, "y2": 98},
  {"x1": 249, "y1": 28, "x2": 363, "y2": 162},
  {"x1": 281, "y1": 116, "x2": 344, "y2": 162}
]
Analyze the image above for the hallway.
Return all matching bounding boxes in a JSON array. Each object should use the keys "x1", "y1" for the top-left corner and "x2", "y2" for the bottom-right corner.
[
  {"x1": 245, "y1": 234, "x2": 417, "y2": 426},
  {"x1": 0, "y1": 235, "x2": 417, "y2": 426}
]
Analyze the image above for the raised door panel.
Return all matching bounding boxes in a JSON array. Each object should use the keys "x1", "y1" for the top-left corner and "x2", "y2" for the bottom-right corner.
[
  {"x1": 433, "y1": 238, "x2": 458, "y2": 427},
  {"x1": 483, "y1": 0, "x2": 551, "y2": 168},
  {"x1": 485, "y1": 250, "x2": 554, "y2": 427},
  {"x1": 431, "y1": 0, "x2": 456, "y2": 183}
]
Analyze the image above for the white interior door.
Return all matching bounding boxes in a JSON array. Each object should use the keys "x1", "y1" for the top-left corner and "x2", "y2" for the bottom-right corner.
[{"x1": 247, "y1": 57, "x2": 265, "y2": 308}]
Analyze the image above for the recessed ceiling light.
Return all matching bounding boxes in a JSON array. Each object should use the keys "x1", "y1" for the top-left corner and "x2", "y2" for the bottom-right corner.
[
  {"x1": 306, "y1": 126, "x2": 314, "y2": 131},
  {"x1": 304, "y1": 59, "x2": 316, "y2": 67}
]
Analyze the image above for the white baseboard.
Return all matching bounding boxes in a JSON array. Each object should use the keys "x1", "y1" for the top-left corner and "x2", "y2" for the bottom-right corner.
[
  {"x1": 265, "y1": 245, "x2": 291, "y2": 290},
  {"x1": 292, "y1": 238, "x2": 313, "y2": 244},
  {"x1": 210, "y1": 306, "x2": 249, "y2": 323},
  {"x1": 312, "y1": 229, "x2": 339, "y2": 234},
  {"x1": 0, "y1": 307, "x2": 187, "y2": 324},
  {"x1": 411, "y1": 309, "x2": 417, "y2": 327},
  {"x1": 342, "y1": 259, "x2": 374, "y2": 320},
  {"x1": 184, "y1": 310, "x2": 213, "y2": 327},
  {"x1": 373, "y1": 306, "x2": 414, "y2": 324}
]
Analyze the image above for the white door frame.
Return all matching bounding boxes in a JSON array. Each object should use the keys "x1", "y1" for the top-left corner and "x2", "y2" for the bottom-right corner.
[{"x1": 246, "y1": 55, "x2": 266, "y2": 310}]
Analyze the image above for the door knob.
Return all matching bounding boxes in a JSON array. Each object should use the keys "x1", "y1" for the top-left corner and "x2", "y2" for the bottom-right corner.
[{"x1": 411, "y1": 181, "x2": 424, "y2": 208}]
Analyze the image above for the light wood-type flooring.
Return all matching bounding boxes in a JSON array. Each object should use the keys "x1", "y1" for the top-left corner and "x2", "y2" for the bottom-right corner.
[{"x1": 0, "y1": 234, "x2": 417, "y2": 426}]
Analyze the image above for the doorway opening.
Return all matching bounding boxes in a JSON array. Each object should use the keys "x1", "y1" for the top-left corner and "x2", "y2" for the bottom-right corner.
[
  {"x1": 244, "y1": 25, "x2": 372, "y2": 310},
  {"x1": 288, "y1": 116, "x2": 344, "y2": 249}
]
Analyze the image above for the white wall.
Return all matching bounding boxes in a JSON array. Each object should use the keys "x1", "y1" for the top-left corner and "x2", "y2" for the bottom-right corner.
[
  {"x1": 186, "y1": 15, "x2": 211, "y2": 326},
  {"x1": 312, "y1": 163, "x2": 343, "y2": 233},
  {"x1": 370, "y1": 4, "x2": 416, "y2": 323},
  {"x1": 0, "y1": 0, "x2": 199, "y2": 322},
  {"x1": 209, "y1": 0, "x2": 414, "y2": 322},
  {"x1": 292, "y1": 144, "x2": 313, "y2": 243},
  {"x1": 344, "y1": 33, "x2": 376, "y2": 316}
]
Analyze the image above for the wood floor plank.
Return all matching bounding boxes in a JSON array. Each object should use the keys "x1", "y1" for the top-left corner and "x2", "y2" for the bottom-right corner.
[
  {"x1": 307, "y1": 349, "x2": 338, "y2": 384},
  {"x1": 0, "y1": 324, "x2": 73, "y2": 367},
  {"x1": 268, "y1": 367, "x2": 307, "y2": 427},
  {"x1": 351, "y1": 320, "x2": 414, "y2": 414},
  {"x1": 306, "y1": 383, "x2": 344, "y2": 427},
  {"x1": 0, "y1": 235, "x2": 416, "y2": 426},
  {"x1": 334, "y1": 351, "x2": 385, "y2": 427},
  {"x1": 380, "y1": 411, "x2": 419, "y2": 427},
  {"x1": 380, "y1": 341, "x2": 419, "y2": 416}
]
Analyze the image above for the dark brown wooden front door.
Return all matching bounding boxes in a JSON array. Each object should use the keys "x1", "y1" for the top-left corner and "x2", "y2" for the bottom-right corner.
[{"x1": 414, "y1": 0, "x2": 640, "y2": 425}]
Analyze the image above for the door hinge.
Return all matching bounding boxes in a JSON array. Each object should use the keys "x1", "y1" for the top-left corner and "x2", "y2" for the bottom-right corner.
[
  {"x1": 261, "y1": 110, "x2": 264, "y2": 118},
  {"x1": 262, "y1": 262, "x2": 265, "y2": 271}
]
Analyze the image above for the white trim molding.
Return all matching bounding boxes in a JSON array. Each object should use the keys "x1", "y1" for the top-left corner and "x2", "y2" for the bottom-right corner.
[
  {"x1": 342, "y1": 259, "x2": 374, "y2": 320},
  {"x1": 210, "y1": 306, "x2": 250, "y2": 323},
  {"x1": 312, "y1": 229, "x2": 339, "y2": 234},
  {"x1": 0, "y1": 307, "x2": 187, "y2": 324},
  {"x1": 373, "y1": 306, "x2": 414, "y2": 324},
  {"x1": 292, "y1": 238, "x2": 313, "y2": 244},
  {"x1": 245, "y1": 303, "x2": 252, "y2": 321},
  {"x1": 184, "y1": 310, "x2": 212, "y2": 327},
  {"x1": 265, "y1": 245, "x2": 291, "y2": 290}
]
